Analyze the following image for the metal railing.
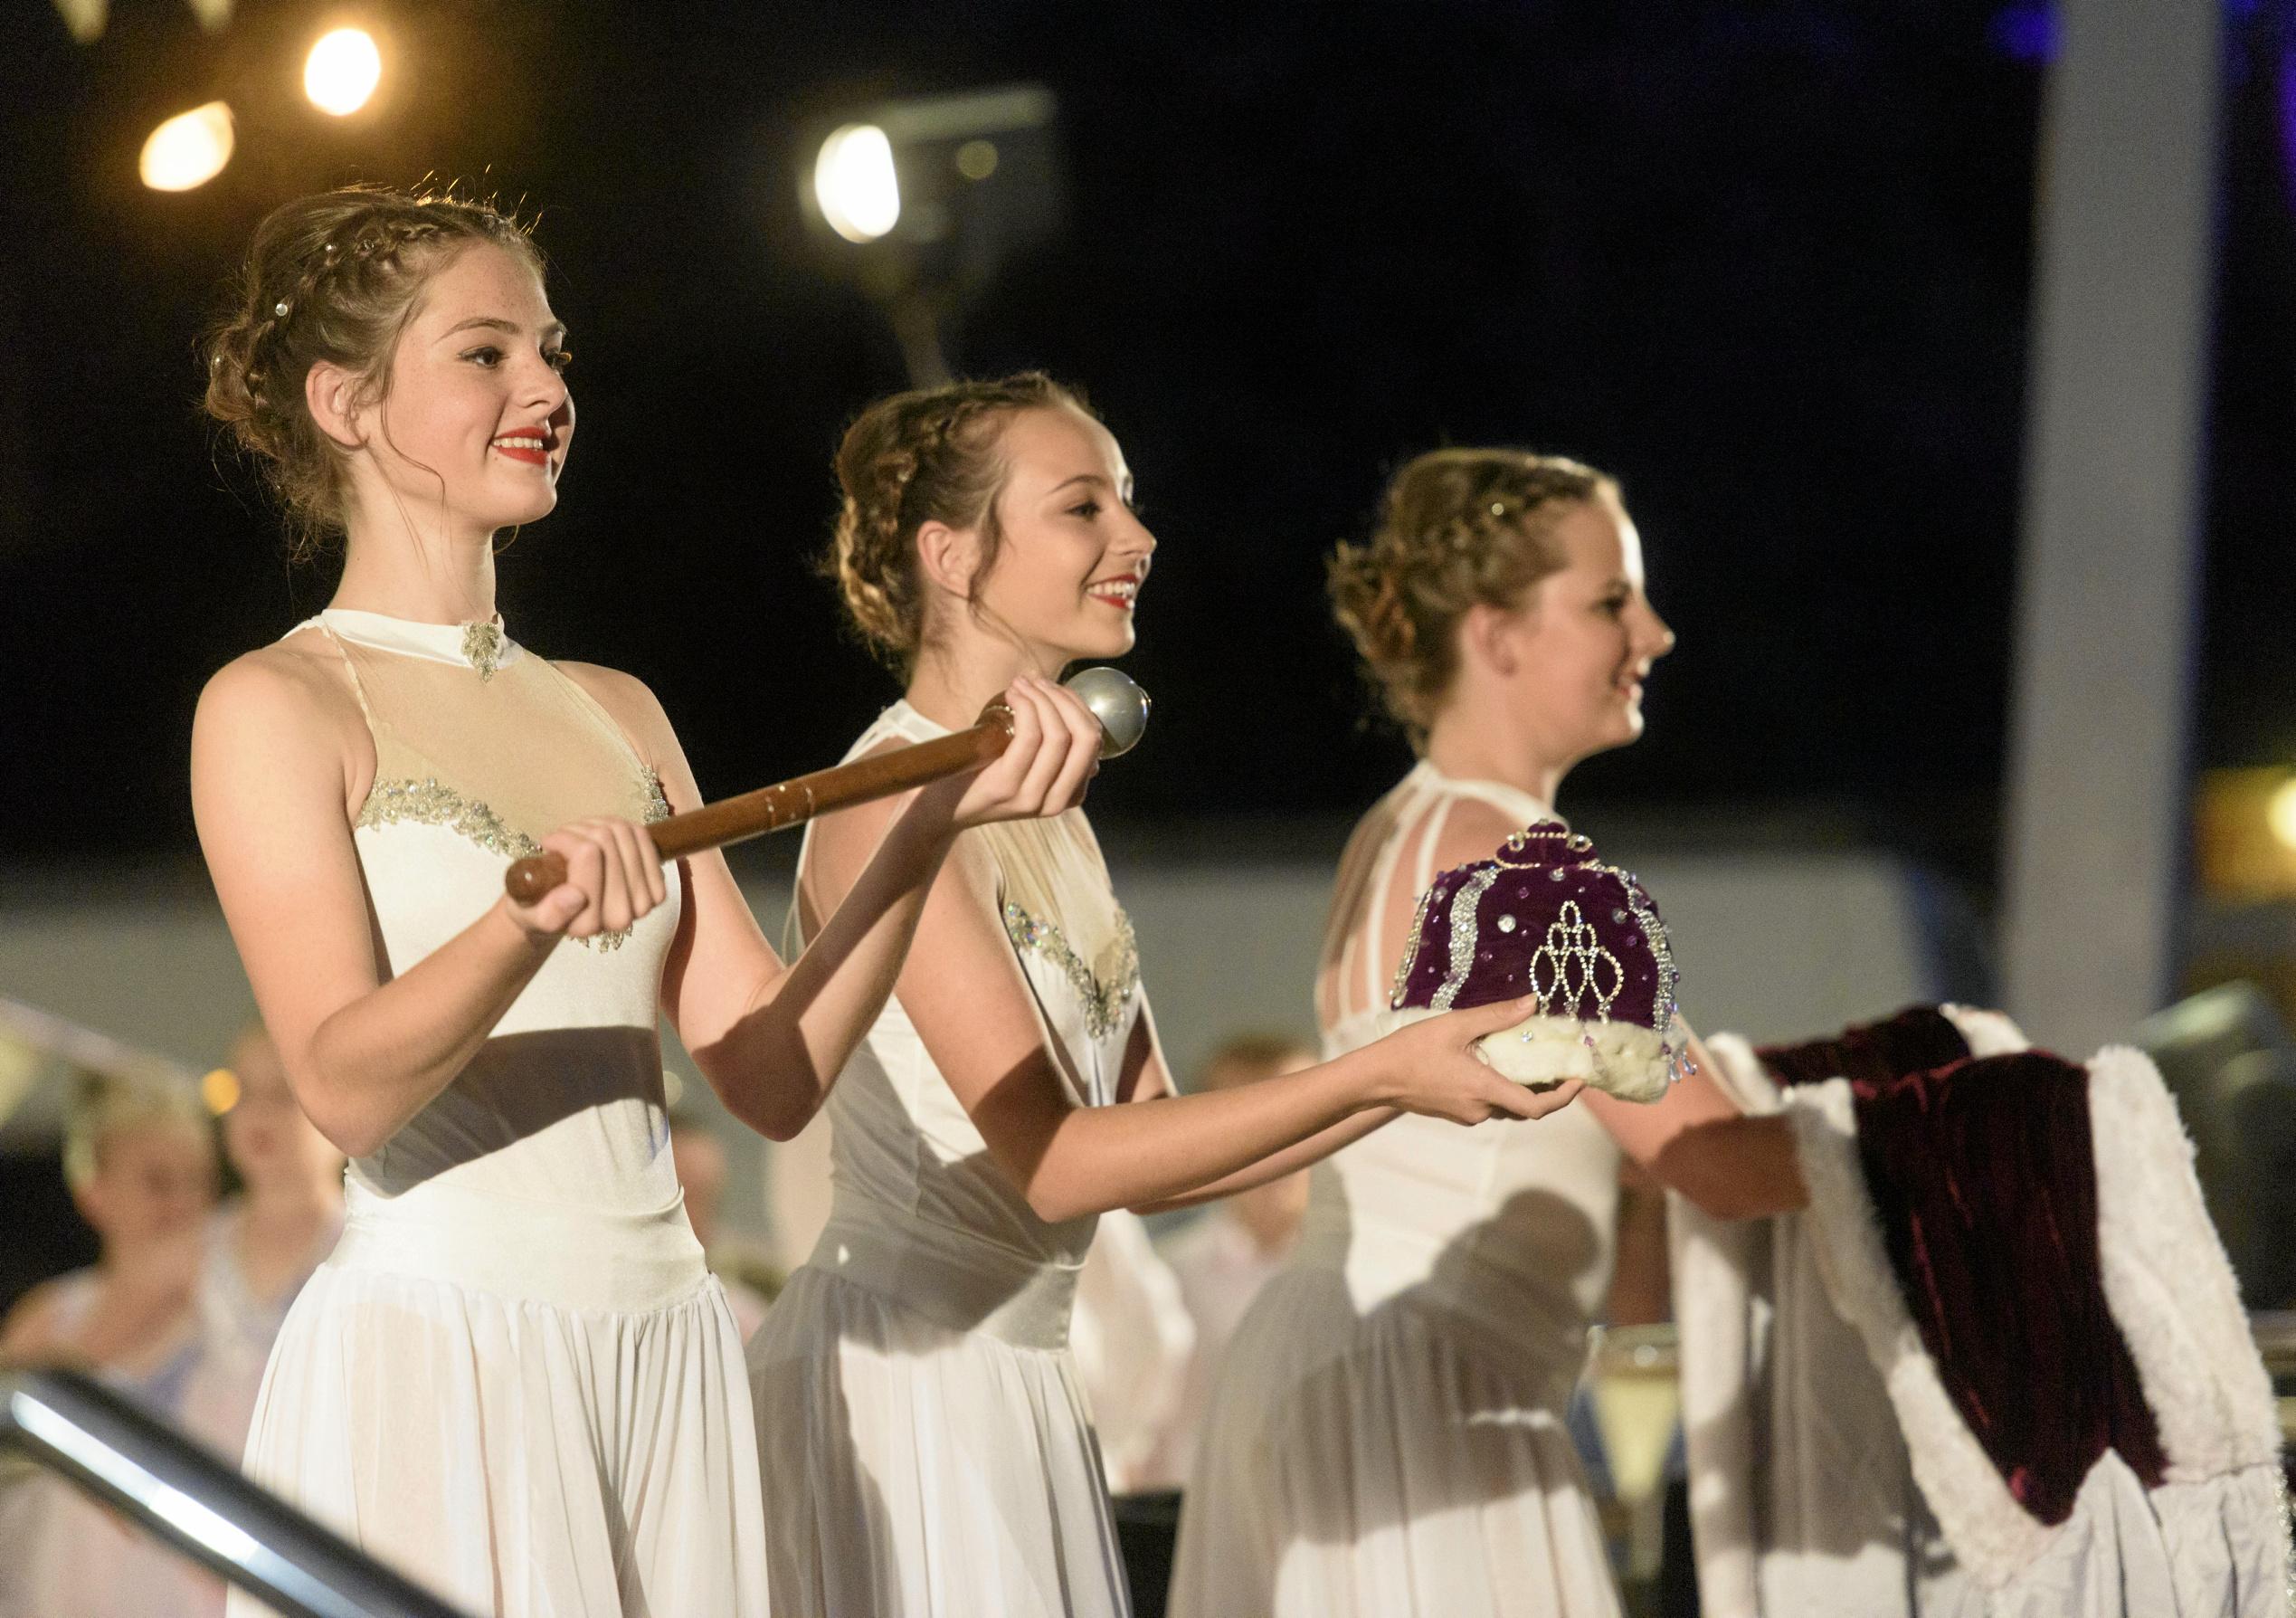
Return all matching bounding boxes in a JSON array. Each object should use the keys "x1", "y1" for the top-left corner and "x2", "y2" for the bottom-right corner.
[{"x1": 1, "y1": 1367, "x2": 471, "y2": 1618}]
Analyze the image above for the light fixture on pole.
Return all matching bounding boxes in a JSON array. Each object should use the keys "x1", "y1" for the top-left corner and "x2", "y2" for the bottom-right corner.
[{"x1": 801, "y1": 84, "x2": 1066, "y2": 387}]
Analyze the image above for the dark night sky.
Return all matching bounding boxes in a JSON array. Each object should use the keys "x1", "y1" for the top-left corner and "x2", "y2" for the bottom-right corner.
[{"x1": 2, "y1": 0, "x2": 2290, "y2": 884}]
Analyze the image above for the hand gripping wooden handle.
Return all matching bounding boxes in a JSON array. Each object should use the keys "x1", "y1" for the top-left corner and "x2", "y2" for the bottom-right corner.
[{"x1": 503, "y1": 703, "x2": 1013, "y2": 906}]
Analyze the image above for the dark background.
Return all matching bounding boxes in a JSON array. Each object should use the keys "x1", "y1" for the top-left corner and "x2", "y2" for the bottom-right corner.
[{"x1": 2, "y1": 0, "x2": 2290, "y2": 892}]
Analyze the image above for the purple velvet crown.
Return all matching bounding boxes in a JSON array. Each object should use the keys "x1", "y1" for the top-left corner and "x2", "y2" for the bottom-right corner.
[{"x1": 1390, "y1": 820, "x2": 1679, "y2": 1043}]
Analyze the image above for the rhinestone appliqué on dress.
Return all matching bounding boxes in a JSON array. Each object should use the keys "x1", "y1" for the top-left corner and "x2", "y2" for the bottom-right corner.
[
  {"x1": 355, "y1": 769, "x2": 671, "y2": 952},
  {"x1": 1002, "y1": 901, "x2": 1142, "y2": 1041},
  {"x1": 357, "y1": 778, "x2": 536, "y2": 860},
  {"x1": 460, "y1": 621, "x2": 507, "y2": 681}
]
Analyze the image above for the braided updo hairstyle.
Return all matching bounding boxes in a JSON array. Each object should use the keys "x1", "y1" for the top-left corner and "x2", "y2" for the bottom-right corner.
[
  {"x1": 825, "y1": 372, "x2": 1090, "y2": 674},
  {"x1": 202, "y1": 186, "x2": 542, "y2": 559},
  {"x1": 1329, "y1": 447, "x2": 1615, "y2": 743}
]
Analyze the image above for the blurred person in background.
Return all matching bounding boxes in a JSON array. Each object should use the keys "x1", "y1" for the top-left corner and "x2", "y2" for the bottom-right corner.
[
  {"x1": 178, "y1": 1022, "x2": 346, "y2": 1464},
  {"x1": 1134, "y1": 1032, "x2": 1317, "y2": 1490},
  {"x1": 0, "y1": 1070, "x2": 216, "y2": 1373},
  {"x1": 1072, "y1": 1204, "x2": 1196, "y2": 1494},
  {"x1": 1172, "y1": 450, "x2": 1807, "y2": 1618},
  {"x1": 667, "y1": 1106, "x2": 778, "y2": 1340},
  {"x1": 0, "y1": 1070, "x2": 221, "y2": 1618}
]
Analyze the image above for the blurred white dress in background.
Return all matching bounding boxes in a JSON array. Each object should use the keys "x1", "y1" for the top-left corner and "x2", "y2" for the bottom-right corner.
[{"x1": 1071, "y1": 1208, "x2": 1194, "y2": 1494}]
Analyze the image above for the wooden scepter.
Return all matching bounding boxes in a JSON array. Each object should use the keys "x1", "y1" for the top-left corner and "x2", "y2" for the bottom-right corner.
[{"x1": 502, "y1": 667, "x2": 1150, "y2": 905}]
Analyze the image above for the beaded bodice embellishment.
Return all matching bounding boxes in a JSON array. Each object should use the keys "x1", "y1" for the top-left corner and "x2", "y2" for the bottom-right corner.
[
  {"x1": 356, "y1": 769, "x2": 672, "y2": 950},
  {"x1": 1002, "y1": 900, "x2": 1141, "y2": 1041}
]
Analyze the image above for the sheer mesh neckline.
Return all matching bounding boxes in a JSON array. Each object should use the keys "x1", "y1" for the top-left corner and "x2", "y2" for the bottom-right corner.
[
  {"x1": 311, "y1": 607, "x2": 522, "y2": 676},
  {"x1": 1401, "y1": 757, "x2": 1554, "y2": 823}
]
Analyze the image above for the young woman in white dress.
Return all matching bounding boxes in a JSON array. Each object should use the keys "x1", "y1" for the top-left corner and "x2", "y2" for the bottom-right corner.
[
  {"x1": 189, "y1": 188, "x2": 1098, "y2": 1618},
  {"x1": 1170, "y1": 449, "x2": 1808, "y2": 1617},
  {"x1": 745, "y1": 376, "x2": 1584, "y2": 1618}
]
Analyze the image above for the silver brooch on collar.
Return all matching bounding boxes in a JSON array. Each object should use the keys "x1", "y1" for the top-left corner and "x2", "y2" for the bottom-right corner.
[{"x1": 460, "y1": 620, "x2": 506, "y2": 681}]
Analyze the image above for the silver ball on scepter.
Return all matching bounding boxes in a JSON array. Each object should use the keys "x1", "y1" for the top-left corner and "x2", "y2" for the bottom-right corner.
[{"x1": 1063, "y1": 666, "x2": 1153, "y2": 759}]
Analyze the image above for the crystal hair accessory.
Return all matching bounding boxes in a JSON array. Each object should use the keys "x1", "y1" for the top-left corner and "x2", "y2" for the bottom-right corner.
[{"x1": 1387, "y1": 819, "x2": 1682, "y2": 1102}]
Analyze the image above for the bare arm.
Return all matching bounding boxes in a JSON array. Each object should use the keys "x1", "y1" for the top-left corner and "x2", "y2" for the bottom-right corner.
[
  {"x1": 191, "y1": 650, "x2": 638, "y2": 1158},
  {"x1": 1584, "y1": 1029, "x2": 1807, "y2": 1219},
  {"x1": 609, "y1": 672, "x2": 1102, "y2": 1142},
  {"x1": 806, "y1": 791, "x2": 1575, "y2": 1225},
  {"x1": 1108, "y1": 1010, "x2": 1403, "y2": 1213}
]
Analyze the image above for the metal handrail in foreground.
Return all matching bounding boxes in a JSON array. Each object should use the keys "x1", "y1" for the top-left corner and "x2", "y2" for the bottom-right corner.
[{"x1": 0, "y1": 1367, "x2": 472, "y2": 1618}]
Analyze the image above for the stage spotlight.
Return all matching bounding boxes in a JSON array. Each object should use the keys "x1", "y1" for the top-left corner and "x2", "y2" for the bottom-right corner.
[
  {"x1": 138, "y1": 101, "x2": 234, "y2": 191},
  {"x1": 2270, "y1": 778, "x2": 2296, "y2": 852},
  {"x1": 305, "y1": 26, "x2": 382, "y2": 117},
  {"x1": 799, "y1": 85, "x2": 1066, "y2": 385},
  {"x1": 814, "y1": 124, "x2": 902, "y2": 243},
  {"x1": 2197, "y1": 767, "x2": 2296, "y2": 899}
]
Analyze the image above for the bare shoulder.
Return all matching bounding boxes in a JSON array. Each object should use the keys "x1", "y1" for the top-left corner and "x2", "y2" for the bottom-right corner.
[
  {"x1": 555, "y1": 660, "x2": 676, "y2": 764},
  {"x1": 802, "y1": 734, "x2": 920, "y2": 863},
  {"x1": 194, "y1": 636, "x2": 364, "y2": 762},
  {"x1": 0, "y1": 1277, "x2": 64, "y2": 1362}
]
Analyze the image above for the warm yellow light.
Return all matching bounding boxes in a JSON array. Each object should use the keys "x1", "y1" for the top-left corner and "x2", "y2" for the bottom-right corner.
[
  {"x1": 200, "y1": 1066, "x2": 241, "y2": 1115},
  {"x1": 138, "y1": 101, "x2": 234, "y2": 191},
  {"x1": 814, "y1": 123, "x2": 900, "y2": 243},
  {"x1": 305, "y1": 27, "x2": 382, "y2": 116},
  {"x1": 955, "y1": 138, "x2": 999, "y2": 181},
  {"x1": 2268, "y1": 778, "x2": 2296, "y2": 852}
]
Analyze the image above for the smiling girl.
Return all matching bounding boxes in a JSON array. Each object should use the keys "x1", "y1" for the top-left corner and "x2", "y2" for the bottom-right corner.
[
  {"x1": 1169, "y1": 449, "x2": 1807, "y2": 1618},
  {"x1": 189, "y1": 189, "x2": 1099, "y2": 1618},
  {"x1": 745, "y1": 379, "x2": 1587, "y2": 1617}
]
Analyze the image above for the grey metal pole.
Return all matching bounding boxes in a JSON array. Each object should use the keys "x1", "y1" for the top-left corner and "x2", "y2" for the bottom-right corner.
[
  {"x1": 1999, "y1": 0, "x2": 2223, "y2": 1050},
  {"x1": 1, "y1": 1369, "x2": 472, "y2": 1618}
]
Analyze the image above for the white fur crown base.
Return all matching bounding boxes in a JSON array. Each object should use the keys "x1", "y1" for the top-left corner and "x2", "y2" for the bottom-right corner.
[{"x1": 1375, "y1": 1007, "x2": 1672, "y2": 1103}]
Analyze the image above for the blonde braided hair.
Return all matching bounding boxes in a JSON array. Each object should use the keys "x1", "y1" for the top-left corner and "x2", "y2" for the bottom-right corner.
[
  {"x1": 1329, "y1": 447, "x2": 1614, "y2": 743},
  {"x1": 202, "y1": 186, "x2": 542, "y2": 559},
  {"x1": 824, "y1": 372, "x2": 1089, "y2": 674}
]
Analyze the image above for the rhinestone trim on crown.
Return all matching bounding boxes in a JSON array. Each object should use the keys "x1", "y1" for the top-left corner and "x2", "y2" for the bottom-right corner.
[
  {"x1": 1429, "y1": 868, "x2": 1500, "y2": 1011},
  {"x1": 1529, "y1": 899, "x2": 1624, "y2": 1021}
]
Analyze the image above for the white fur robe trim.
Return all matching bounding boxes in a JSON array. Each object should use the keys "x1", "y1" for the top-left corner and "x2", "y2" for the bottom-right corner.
[
  {"x1": 2083, "y1": 1046, "x2": 2281, "y2": 1483},
  {"x1": 1371, "y1": 1005, "x2": 1673, "y2": 1101}
]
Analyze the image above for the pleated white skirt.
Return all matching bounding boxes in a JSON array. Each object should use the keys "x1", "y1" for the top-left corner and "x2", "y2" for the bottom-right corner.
[
  {"x1": 226, "y1": 1182, "x2": 768, "y2": 1618},
  {"x1": 746, "y1": 1220, "x2": 1129, "y2": 1618},
  {"x1": 1170, "y1": 1264, "x2": 1621, "y2": 1618}
]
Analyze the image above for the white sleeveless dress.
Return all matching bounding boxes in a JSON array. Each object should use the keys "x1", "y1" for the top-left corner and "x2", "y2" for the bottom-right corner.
[
  {"x1": 1171, "y1": 762, "x2": 1626, "y2": 1618},
  {"x1": 746, "y1": 700, "x2": 1145, "y2": 1618},
  {"x1": 227, "y1": 610, "x2": 767, "y2": 1618}
]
